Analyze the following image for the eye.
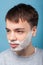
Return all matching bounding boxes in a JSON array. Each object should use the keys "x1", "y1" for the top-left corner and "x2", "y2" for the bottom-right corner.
[
  {"x1": 6, "y1": 29, "x2": 10, "y2": 33},
  {"x1": 17, "y1": 31, "x2": 24, "y2": 34},
  {"x1": 5, "y1": 28, "x2": 11, "y2": 33}
]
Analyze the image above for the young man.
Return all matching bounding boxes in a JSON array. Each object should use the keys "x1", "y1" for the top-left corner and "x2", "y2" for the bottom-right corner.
[{"x1": 0, "y1": 3, "x2": 43, "y2": 65}]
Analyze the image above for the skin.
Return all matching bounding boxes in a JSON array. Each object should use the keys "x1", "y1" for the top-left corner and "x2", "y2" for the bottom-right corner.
[{"x1": 6, "y1": 18, "x2": 37, "y2": 57}]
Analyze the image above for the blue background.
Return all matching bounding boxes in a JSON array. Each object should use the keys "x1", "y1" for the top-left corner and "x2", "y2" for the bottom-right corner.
[{"x1": 0, "y1": 0, "x2": 43, "y2": 52}]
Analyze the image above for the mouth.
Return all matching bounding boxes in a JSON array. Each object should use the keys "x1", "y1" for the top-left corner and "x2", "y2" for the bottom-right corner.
[{"x1": 10, "y1": 43, "x2": 19, "y2": 48}]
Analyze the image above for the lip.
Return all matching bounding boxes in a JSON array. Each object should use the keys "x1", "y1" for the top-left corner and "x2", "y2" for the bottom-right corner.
[{"x1": 10, "y1": 44, "x2": 19, "y2": 48}]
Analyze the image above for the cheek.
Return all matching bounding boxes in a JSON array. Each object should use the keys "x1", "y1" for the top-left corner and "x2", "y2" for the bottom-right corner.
[
  {"x1": 16, "y1": 33, "x2": 27, "y2": 41},
  {"x1": 6, "y1": 32, "x2": 28, "y2": 41},
  {"x1": 7, "y1": 34, "x2": 10, "y2": 40}
]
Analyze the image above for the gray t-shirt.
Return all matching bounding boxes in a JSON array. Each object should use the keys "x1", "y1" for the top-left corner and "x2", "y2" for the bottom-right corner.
[{"x1": 0, "y1": 48, "x2": 43, "y2": 65}]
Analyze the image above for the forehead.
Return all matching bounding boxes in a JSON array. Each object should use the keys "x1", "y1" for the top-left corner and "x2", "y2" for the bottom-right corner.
[{"x1": 6, "y1": 19, "x2": 31, "y2": 30}]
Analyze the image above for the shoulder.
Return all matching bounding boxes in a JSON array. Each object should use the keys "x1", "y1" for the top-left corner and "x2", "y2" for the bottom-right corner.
[
  {"x1": 35, "y1": 48, "x2": 43, "y2": 58},
  {"x1": 0, "y1": 49, "x2": 11, "y2": 64},
  {"x1": 36, "y1": 48, "x2": 43, "y2": 53},
  {"x1": 36, "y1": 48, "x2": 43, "y2": 59},
  {"x1": 39, "y1": 48, "x2": 43, "y2": 64},
  {"x1": 0, "y1": 49, "x2": 11, "y2": 57},
  {"x1": 38, "y1": 48, "x2": 43, "y2": 55},
  {"x1": 0, "y1": 49, "x2": 11, "y2": 65}
]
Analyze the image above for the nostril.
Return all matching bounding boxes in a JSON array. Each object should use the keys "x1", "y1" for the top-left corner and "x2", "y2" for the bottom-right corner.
[{"x1": 10, "y1": 40, "x2": 15, "y2": 42}]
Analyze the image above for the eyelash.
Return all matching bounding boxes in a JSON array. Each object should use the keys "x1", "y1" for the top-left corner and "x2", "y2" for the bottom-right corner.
[
  {"x1": 7, "y1": 30, "x2": 23, "y2": 32},
  {"x1": 6, "y1": 30, "x2": 10, "y2": 32},
  {"x1": 17, "y1": 31, "x2": 24, "y2": 33},
  {"x1": 6, "y1": 30, "x2": 24, "y2": 34}
]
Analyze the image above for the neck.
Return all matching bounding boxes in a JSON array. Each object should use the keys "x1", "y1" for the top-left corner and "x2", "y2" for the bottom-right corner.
[{"x1": 16, "y1": 43, "x2": 35, "y2": 57}]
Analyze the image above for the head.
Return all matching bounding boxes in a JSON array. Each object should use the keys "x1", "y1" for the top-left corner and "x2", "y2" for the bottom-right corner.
[{"x1": 5, "y1": 3, "x2": 39, "y2": 51}]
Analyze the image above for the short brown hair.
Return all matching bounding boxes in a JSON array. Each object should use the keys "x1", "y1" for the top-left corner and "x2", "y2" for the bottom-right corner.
[{"x1": 5, "y1": 3, "x2": 39, "y2": 27}]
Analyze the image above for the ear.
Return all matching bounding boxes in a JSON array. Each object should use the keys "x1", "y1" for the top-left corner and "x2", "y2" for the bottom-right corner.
[{"x1": 32, "y1": 26, "x2": 37, "y2": 37}]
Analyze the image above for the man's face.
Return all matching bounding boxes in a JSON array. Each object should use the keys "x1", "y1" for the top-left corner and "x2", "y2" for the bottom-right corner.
[{"x1": 6, "y1": 19, "x2": 36, "y2": 51}]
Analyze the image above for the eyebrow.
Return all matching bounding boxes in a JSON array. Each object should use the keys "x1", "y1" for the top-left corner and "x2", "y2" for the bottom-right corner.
[
  {"x1": 5, "y1": 28, "x2": 10, "y2": 30},
  {"x1": 5, "y1": 27, "x2": 25, "y2": 31}
]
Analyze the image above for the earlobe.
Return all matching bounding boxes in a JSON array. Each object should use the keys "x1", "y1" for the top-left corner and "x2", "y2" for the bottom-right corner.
[
  {"x1": 32, "y1": 26, "x2": 37, "y2": 37},
  {"x1": 33, "y1": 30, "x2": 37, "y2": 36}
]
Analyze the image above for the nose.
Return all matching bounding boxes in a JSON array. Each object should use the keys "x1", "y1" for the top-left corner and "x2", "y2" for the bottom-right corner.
[{"x1": 9, "y1": 31, "x2": 17, "y2": 41}]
